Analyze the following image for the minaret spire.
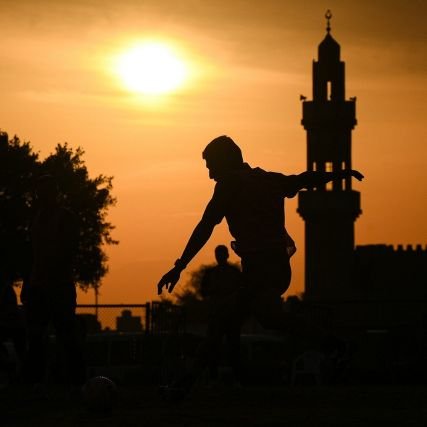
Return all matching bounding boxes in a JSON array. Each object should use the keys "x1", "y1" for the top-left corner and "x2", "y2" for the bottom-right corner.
[{"x1": 325, "y1": 9, "x2": 332, "y2": 33}]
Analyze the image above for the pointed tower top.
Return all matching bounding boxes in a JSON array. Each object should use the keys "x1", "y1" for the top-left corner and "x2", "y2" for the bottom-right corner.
[
  {"x1": 325, "y1": 10, "x2": 332, "y2": 33},
  {"x1": 319, "y1": 10, "x2": 340, "y2": 61}
]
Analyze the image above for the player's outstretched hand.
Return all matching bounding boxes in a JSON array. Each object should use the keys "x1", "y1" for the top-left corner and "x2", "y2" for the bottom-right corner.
[
  {"x1": 157, "y1": 267, "x2": 181, "y2": 295},
  {"x1": 349, "y1": 170, "x2": 364, "y2": 181}
]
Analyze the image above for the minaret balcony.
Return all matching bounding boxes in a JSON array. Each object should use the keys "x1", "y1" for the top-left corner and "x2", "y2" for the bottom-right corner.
[
  {"x1": 302, "y1": 100, "x2": 356, "y2": 129},
  {"x1": 298, "y1": 189, "x2": 361, "y2": 220}
]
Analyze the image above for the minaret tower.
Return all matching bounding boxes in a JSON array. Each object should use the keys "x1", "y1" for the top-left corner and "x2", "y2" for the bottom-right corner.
[{"x1": 298, "y1": 11, "x2": 361, "y2": 301}]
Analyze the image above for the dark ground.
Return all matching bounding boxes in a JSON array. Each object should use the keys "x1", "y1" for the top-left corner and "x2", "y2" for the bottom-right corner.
[{"x1": 2, "y1": 384, "x2": 427, "y2": 427}]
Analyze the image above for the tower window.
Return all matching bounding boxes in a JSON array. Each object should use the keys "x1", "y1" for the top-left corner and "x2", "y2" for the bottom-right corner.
[
  {"x1": 327, "y1": 81, "x2": 332, "y2": 100},
  {"x1": 326, "y1": 162, "x2": 333, "y2": 190}
]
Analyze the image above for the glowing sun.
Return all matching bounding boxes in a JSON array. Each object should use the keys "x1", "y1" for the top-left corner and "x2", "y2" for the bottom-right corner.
[{"x1": 116, "y1": 42, "x2": 187, "y2": 95}]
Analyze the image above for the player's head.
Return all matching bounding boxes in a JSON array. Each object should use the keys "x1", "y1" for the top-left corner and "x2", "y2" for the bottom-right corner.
[
  {"x1": 35, "y1": 174, "x2": 58, "y2": 205},
  {"x1": 202, "y1": 135, "x2": 243, "y2": 181},
  {"x1": 215, "y1": 245, "x2": 229, "y2": 265}
]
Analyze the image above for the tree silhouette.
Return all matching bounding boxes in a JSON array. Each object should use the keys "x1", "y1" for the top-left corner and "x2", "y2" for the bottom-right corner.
[
  {"x1": 175, "y1": 264, "x2": 210, "y2": 303},
  {"x1": 162, "y1": 264, "x2": 212, "y2": 324},
  {"x1": 0, "y1": 132, "x2": 117, "y2": 291}
]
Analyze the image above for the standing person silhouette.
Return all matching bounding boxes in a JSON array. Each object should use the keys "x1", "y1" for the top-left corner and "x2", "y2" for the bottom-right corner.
[
  {"x1": 21, "y1": 175, "x2": 85, "y2": 390},
  {"x1": 157, "y1": 135, "x2": 363, "y2": 397},
  {"x1": 200, "y1": 245, "x2": 242, "y2": 384}
]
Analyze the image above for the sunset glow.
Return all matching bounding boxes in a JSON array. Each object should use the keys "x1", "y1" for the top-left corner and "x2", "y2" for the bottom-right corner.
[
  {"x1": 115, "y1": 42, "x2": 187, "y2": 95},
  {"x1": 0, "y1": 1, "x2": 425, "y2": 305}
]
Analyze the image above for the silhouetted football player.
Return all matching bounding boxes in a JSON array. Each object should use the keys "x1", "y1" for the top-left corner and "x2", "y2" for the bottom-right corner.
[{"x1": 158, "y1": 135, "x2": 363, "y2": 397}]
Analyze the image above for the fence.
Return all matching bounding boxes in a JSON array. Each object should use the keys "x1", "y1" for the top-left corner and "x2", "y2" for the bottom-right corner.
[
  {"x1": 74, "y1": 299, "x2": 427, "y2": 335},
  {"x1": 74, "y1": 303, "x2": 188, "y2": 379},
  {"x1": 75, "y1": 302, "x2": 185, "y2": 335}
]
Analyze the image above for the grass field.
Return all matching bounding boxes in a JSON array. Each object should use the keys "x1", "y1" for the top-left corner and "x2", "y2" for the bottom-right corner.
[{"x1": 2, "y1": 384, "x2": 427, "y2": 427}]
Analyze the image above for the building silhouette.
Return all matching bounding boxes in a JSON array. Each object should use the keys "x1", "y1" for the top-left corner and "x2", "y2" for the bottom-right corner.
[
  {"x1": 116, "y1": 309, "x2": 142, "y2": 333},
  {"x1": 297, "y1": 12, "x2": 427, "y2": 331},
  {"x1": 354, "y1": 244, "x2": 427, "y2": 303},
  {"x1": 298, "y1": 11, "x2": 360, "y2": 301}
]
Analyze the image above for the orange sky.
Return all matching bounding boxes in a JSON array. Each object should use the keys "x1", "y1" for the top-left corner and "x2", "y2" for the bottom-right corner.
[{"x1": 0, "y1": 0, "x2": 426, "y2": 304}]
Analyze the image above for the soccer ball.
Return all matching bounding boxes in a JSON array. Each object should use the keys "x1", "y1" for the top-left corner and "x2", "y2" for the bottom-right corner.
[{"x1": 82, "y1": 376, "x2": 117, "y2": 413}]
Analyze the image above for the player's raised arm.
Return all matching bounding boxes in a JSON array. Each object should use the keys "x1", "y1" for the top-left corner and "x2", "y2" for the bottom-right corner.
[
  {"x1": 297, "y1": 169, "x2": 364, "y2": 191},
  {"x1": 278, "y1": 169, "x2": 363, "y2": 198}
]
